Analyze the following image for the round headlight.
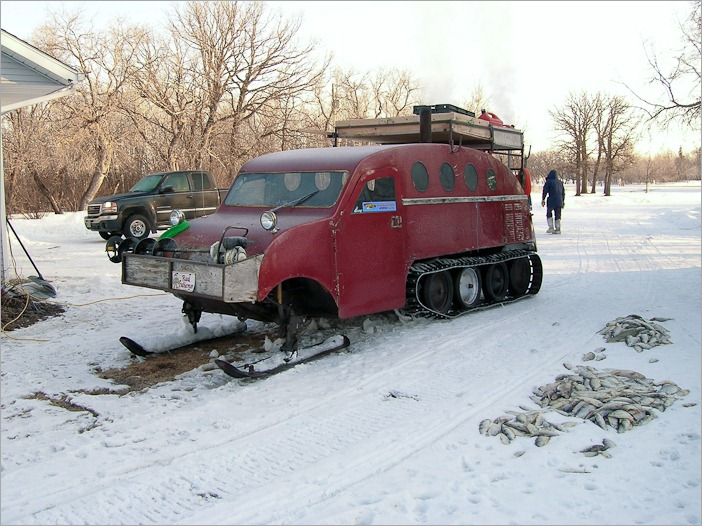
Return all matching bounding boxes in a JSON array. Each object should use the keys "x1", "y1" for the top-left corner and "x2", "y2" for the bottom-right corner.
[
  {"x1": 169, "y1": 210, "x2": 186, "y2": 226},
  {"x1": 260, "y1": 211, "x2": 277, "y2": 231}
]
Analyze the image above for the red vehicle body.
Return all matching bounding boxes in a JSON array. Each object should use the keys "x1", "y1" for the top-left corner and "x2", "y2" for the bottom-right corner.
[{"x1": 116, "y1": 107, "x2": 542, "y2": 351}]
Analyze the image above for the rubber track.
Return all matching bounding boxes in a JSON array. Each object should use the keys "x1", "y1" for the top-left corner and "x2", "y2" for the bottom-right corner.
[{"x1": 405, "y1": 249, "x2": 543, "y2": 319}]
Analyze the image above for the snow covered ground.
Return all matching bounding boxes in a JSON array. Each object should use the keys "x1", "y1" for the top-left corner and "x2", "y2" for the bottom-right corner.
[{"x1": 1, "y1": 182, "x2": 700, "y2": 525}]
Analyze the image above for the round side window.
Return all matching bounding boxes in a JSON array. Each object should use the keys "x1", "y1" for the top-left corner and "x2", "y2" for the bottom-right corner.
[
  {"x1": 440, "y1": 163, "x2": 455, "y2": 192},
  {"x1": 315, "y1": 172, "x2": 331, "y2": 191},
  {"x1": 464, "y1": 164, "x2": 478, "y2": 191},
  {"x1": 411, "y1": 161, "x2": 429, "y2": 192},
  {"x1": 284, "y1": 172, "x2": 301, "y2": 191},
  {"x1": 486, "y1": 168, "x2": 497, "y2": 190}
]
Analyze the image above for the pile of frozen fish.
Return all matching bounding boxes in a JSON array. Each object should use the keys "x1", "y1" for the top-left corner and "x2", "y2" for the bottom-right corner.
[
  {"x1": 479, "y1": 315, "x2": 688, "y2": 451},
  {"x1": 530, "y1": 364, "x2": 689, "y2": 433},
  {"x1": 597, "y1": 314, "x2": 673, "y2": 352},
  {"x1": 478, "y1": 406, "x2": 578, "y2": 448}
]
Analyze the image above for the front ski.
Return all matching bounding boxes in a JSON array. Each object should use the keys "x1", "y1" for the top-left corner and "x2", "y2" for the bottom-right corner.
[
  {"x1": 119, "y1": 325, "x2": 247, "y2": 358},
  {"x1": 119, "y1": 336, "x2": 153, "y2": 356},
  {"x1": 215, "y1": 335, "x2": 351, "y2": 379}
]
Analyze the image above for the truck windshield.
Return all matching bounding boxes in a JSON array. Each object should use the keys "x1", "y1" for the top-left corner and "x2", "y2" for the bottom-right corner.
[
  {"x1": 129, "y1": 174, "x2": 163, "y2": 193},
  {"x1": 224, "y1": 171, "x2": 349, "y2": 208}
]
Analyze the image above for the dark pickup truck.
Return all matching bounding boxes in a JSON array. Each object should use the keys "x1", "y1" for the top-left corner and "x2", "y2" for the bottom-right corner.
[{"x1": 84, "y1": 170, "x2": 227, "y2": 240}]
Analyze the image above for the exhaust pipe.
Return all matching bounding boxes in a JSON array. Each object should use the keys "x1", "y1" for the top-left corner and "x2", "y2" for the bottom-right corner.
[{"x1": 419, "y1": 107, "x2": 432, "y2": 143}]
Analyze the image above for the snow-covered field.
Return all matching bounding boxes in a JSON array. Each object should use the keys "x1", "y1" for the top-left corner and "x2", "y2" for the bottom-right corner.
[{"x1": 1, "y1": 182, "x2": 700, "y2": 525}]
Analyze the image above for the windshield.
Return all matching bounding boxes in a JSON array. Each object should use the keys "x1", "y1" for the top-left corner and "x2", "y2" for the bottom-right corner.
[
  {"x1": 129, "y1": 174, "x2": 163, "y2": 193},
  {"x1": 224, "y1": 171, "x2": 349, "y2": 208}
]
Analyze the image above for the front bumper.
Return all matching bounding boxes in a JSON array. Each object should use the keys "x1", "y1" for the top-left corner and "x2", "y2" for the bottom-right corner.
[
  {"x1": 84, "y1": 215, "x2": 121, "y2": 232},
  {"x1": 122, "y1": 253, "x2": 263, "y2": 303}
]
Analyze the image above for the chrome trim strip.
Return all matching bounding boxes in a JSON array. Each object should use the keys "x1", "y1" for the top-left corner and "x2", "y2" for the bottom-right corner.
[
  {"x1": 155, "y1": 207, "x2": 218, "y2": 216},
  {"x1": 402, "y1": 195, "x2": 528, "y2": 206}
]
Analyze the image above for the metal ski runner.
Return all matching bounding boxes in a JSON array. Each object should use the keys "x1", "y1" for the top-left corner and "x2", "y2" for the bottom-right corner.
[
  {"x1": 119, "y1": 336, "x2": 153, "y2": 357},
  {"x1": 215, "y1": 335, "x2": 350, "y2": 379},
  {"x1": 118, "y1": 327, "x2": 247, "y2": 358}
]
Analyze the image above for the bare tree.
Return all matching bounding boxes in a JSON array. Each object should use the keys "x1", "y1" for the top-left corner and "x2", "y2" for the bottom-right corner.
[
  {"x1": 594, "y1": 95, "x2": 639, "y2": 195},
  {"x1": 304, "y1": 66, "x2": 421, "y2": 147},
  {"x1": 550, "y1": 91, "x2": 596, "y2": 196},
  {"x1": 617, "y1": 148, "x2": 700, "y2": 184},
  {"x1": 369, "y1": 68, "x2": 421, "y2": 118},
  {"x1": 174, "y1": 1, "x2": 326, "y2": 167},
  {"x1": 305, "y1": 72, "x2": 337, "y2": 136},
  {"x1": 1, "y1": 106, "x2": 63, "y2": 215},
  {"x1": 2, "y1": 96, "x2": 107, "y2": 215},
  {"x1": 528, "y1": 149, "x2": 572, "y2": 185},
  {"x1": 587, "y1": 93, "x2": 610, "y2": 193},
  {"x1": 332, "y1": 68, "x2": 374, "y2": 120},
  {"x1": 644, "y1": 156, "x2": 657, "y2": 192},
  {"x1": 631, "y1": 1, "x2": 701, "y2": 131},
  {"x1": 34, "y1": 9, "x2": 151, "y2": 210},
  {"x1": 129, "y1": 30, "x2": 199, "y2": 170},
  {"x1": 462, "y1": 83, "x2": 492, "y2": 118},
  {"x1": 125, "y1": 1, "x2": 330, "y2": 183}
]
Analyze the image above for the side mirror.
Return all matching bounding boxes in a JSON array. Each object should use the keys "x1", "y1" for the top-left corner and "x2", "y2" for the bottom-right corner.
[{"x1": 160, "y1": 185, "x2": 175, "y2": 194}]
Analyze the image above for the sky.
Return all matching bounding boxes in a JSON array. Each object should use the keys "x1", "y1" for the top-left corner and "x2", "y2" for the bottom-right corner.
[
  {"x1": 0, "y1": 0, "x2": 699, "y2": 155},
  {"x1": 1, "y1": 182, "x2": 700, "y2": 524}
]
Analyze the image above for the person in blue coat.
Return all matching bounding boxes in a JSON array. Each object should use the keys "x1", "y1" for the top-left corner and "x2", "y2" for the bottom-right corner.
[{"x1": 541, "y1": 169, "x2": 565, "y2": 234}]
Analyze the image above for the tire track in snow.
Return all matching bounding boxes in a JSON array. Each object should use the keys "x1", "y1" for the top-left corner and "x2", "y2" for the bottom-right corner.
[{"x1": 7, "y1": 305, "x2": 571, "y2": 525}]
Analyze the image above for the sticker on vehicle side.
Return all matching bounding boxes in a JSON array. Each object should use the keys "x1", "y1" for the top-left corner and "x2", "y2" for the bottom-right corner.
[
  {"x1": 172, "y1": 271, "x2": 195, "y2": 292},
  {"x1": 356, "y1": 201, "x2": 397, "y2": 213}
]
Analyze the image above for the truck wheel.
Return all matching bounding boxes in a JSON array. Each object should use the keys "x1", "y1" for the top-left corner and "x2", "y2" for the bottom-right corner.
[
  {"x1": 483, "y1": 262, "x2": 508, "y2": 303},
  {"x1": 123, "y1": 214, "x2": 150, "y2": 240},
  {"x1": 421, "y1": 271, "x2": 454, "y2": 314}
]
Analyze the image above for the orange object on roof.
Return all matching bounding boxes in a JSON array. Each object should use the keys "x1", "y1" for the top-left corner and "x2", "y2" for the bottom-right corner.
[{"x1": 478, "y1": 110, "x2": 504, "y2": 127}]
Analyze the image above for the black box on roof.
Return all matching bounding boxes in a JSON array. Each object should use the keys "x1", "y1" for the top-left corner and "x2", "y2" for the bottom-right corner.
[{"x1": 412, "y1": 104, "x2": 475, "y2": 117}]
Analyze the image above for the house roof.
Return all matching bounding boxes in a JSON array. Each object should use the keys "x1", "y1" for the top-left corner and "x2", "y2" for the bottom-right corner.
[{"x1": 1, "y1": 29, "x2": 85, "y2": 114}]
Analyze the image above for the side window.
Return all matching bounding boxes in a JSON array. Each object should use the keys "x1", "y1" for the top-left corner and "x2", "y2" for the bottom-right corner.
[
  {"x1": 486, "y1": 168, "x2": 497, "y2": 191},
  {"x1": 440, "y1": 162, "x2": 455, "y2": 192},
  {"x1": 163, "y1": 173, "x2": 191, "y2": 192},
  {"x1": 191, "y1": 172, "x2": 212, "y2": 191},
  {"x1": 411, "y1": 161, "x2": 429, "y2": 192},
  {"x1": 352, "y1": 176, "x2": 397, "y2": 214},
  {"x1": 464, "y1": 163, "x2": 478, "y2": 191}
]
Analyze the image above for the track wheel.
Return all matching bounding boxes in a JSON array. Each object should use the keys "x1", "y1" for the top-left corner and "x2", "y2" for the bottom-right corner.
[
  {"x1": 508, "y1": 257, "x2": 531, "y2": 297},
  {"x1": 483, "y1": 262, "x2": 508, "y2": 302},
  {"x1": 421, "y1": 271, "x2": 454, "y2": 314},
  {"x1": 453, "y1": 267, "x2": 481, "y2": 310}
]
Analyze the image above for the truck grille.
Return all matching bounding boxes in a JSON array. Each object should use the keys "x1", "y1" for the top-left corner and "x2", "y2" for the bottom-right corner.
[{"x1": 87, "y1": 204, "x2": 101, "y2": 216}]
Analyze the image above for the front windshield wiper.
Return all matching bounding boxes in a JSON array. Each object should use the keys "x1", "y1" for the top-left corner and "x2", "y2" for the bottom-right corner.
[{"x1": 269, "y1": 190, "x2": 319, "y2": 212}]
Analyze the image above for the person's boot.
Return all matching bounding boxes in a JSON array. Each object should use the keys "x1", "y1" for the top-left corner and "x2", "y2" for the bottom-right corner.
[
  {"x1": 554, "y1": 219, "x2": 561, "y2": 234},
  {"x1": 546, "y1": 217, "x2": 554, "y2": 234}
]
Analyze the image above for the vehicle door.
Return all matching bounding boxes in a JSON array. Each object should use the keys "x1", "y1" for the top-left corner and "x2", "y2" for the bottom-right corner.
[
  {"x1": 155, "y1": 172, "x2": 195, "y2": 226},
  {"x1": 334, "y1": 168, "x2": 406, "y2": 318},
  {"x1": 189, "y1": 171, "x2": 220, "y2": 215}
]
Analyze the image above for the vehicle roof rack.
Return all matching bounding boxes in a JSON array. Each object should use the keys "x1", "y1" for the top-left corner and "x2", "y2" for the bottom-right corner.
[{"x1": 334, "y1": 110, "x2": 522, "y2": 151}]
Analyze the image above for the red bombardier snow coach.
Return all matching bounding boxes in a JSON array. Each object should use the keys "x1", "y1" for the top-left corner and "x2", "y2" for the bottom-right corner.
[{"x1": 108, "y1": 104, "x2": 541, "y2": 366}]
